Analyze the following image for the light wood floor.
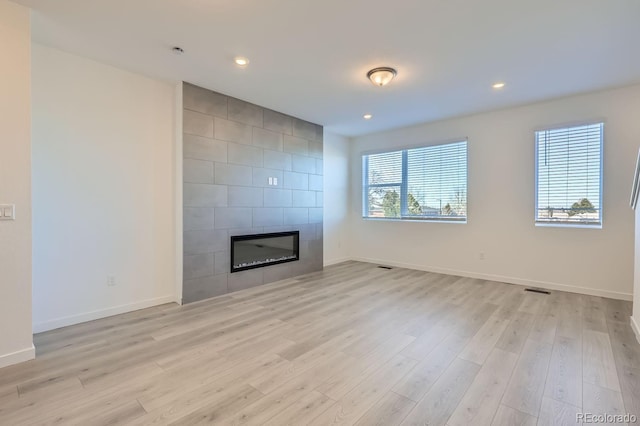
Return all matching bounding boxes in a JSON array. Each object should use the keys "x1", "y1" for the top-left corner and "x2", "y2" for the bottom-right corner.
[{"x1": 1, "y1": 262, "x2": 639, "y2": 425}]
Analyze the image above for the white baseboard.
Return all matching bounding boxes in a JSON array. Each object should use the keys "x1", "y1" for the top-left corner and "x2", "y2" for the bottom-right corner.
[
  {"x1": 0, "y1": 344, "x2": 35, "y2": 369},
  {"x1": 33, "y1": 295, "x2": 177, "y2": 333},
  {"x1": 631, "y1": 316, "x2": 640, "y2": 345},
  {"x1": 324, "y1": 257, "x2": 351, "y2": 267},
  {"x1": 350, "y1": 256, "x2": 633, "y2": 301}
]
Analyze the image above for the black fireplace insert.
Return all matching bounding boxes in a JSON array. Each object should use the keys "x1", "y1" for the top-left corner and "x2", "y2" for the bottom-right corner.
[{"x1": 230, "y1": 231, "x2": 299, "y2": 273}]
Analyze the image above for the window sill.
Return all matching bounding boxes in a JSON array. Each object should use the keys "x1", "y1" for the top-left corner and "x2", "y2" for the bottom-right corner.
[
  {"x1": 535, "y1": 221, "x2": 602, "y2": 229},
  {"x1": 362, "y1": 217, "x2": 467, "y2": 224}
]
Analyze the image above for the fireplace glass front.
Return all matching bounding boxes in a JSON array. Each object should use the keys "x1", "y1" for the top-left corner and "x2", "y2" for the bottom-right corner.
[{"x1": 230, "y1": 231, "x2": 299, "y2": 273}]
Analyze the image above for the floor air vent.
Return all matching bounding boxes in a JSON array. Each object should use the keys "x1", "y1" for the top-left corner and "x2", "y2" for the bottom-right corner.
[
  {"x1": 377, "y1": 266, "x2": 393, "y2": 270},
  {"x1": 524, "y1": 288, "x2": 551, "y2": 295}
]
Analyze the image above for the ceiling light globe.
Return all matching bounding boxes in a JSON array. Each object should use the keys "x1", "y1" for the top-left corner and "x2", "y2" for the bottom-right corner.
[
  {"x1": 234, "y1": 57, "x2": 249, "y2": 66},
  {"x1": 367, "y1": 67, "x2": 397, "y2": 87}
]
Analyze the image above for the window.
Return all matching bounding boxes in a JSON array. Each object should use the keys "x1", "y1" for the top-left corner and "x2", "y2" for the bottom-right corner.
[
  {"x1": 362, "y1": 140, "x2": 467, "y2": 222},
  {"x1": 535, "y1": 123, "x2": 603, "y2": 227}
]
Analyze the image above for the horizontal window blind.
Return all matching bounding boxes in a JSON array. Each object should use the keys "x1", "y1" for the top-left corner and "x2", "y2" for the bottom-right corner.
[
  {"x1": 363, "y1": 141, "x2": 467, "y2": 221},
  {"x1": 535, "y1": 123, "x2": 603, "y2": 226},
  {"x1": 366, "y1": 150, "x2": 402, "y2": 186}
]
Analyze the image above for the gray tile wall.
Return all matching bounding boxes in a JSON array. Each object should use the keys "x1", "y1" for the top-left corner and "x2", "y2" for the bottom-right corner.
[{"x1": 182, "y1": 82, "x2": 324, "y2": 303}]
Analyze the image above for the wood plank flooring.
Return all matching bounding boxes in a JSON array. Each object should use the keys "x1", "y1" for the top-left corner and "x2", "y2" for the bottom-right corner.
[{"x1": 0, "y1": 261, "x2": 638, "y2": 425}]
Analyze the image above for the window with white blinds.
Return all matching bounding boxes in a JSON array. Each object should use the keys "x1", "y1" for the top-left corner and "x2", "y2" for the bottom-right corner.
[
  {"x1": 362, "y1": 140, "x2": 467, "y2": 222},
  {"x1": 535, "y1": 123, "x2": 603, "y2": 226}
]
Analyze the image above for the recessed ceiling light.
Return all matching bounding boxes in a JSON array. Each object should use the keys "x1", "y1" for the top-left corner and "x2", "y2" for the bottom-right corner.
[
  {"x1": 234, "y1": 57, "x2": 250, "y2": 67},
  {"x1": 363, "y1": 114, "x2": 373, "y2": 120},
  {"x1": 172, "y1": 46, "x2": 184, "y2": 55},
  {"x1": 367, "y1": 67, "x2": 397, "y2": 87},
  {"x1": 492, "y1": 82, "x2": 506, "y2": 89}
]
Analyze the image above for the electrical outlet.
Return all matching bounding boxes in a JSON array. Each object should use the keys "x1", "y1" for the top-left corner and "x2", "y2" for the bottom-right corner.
[
  {"x1": 107, "y1": 275, "x2": 116, "y2": 286},
  {"x1": 0, "y1": 204, "x2": 15, "y2": 220},
  {"x1": 479, "y1": 252, "x2": 485, "y2": 261}
]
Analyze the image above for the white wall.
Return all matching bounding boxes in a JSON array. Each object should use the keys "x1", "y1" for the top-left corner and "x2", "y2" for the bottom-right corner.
[
  {"x1": 323, "y1": 131, "x2": 350, "y2": 265},
  {"x1": 350, "y1": 85, "x2": 640, "y2": 300},
  {"x1": 0, "y1": 0, "x2": 34, "y2": 368},
  {"x1": 174, "y1": 84, "x2": 184, "y2": 304},
  {"x1": 633, "y1": 208, "x2": 640, "y2": 341},
  {"x1": 32, "y1": 44, "x2": 177, "y2": 332}
]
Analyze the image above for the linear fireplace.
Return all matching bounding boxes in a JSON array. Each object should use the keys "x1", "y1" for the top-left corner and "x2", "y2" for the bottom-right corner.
[{"x1": 230, "y1": 231, "x2": 300, "y2": 273}]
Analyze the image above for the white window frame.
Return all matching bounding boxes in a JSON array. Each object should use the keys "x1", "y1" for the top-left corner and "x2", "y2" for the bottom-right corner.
[
  {"x1": 361, "y1": 139, "x2": 468, "y2": 223},
  {"x1": 534, "y1": 122, "x2": 604, "y2": 229}
]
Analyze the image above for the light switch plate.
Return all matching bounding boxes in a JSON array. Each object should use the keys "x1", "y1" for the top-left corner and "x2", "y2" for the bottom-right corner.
[{"x1": 0, "y1": 204, "x2": 15, "y2": 220}]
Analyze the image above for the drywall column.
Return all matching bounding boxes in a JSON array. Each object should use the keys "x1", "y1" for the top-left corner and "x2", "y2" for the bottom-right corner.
[
  {"x1": 0, "y1": 0, "x2": 34, "y2": 368},
  {"x1": 323, "y1": 132, "x2": 350, "y2": 265}
]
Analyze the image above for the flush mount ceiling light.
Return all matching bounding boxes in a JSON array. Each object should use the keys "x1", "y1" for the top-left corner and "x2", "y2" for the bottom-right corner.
[
  {"x1": 363, "y1": 114, "x2": 373, "y2": 120},
  {"x1": 492, "y1": 82, "x2": 506, "y2": 89},
  {"x1": 367, "y1": 67, "x2": 397, "y2": 87},
  {"x1": 234, "y1": 56, "x2": 250, "y2": 67}
]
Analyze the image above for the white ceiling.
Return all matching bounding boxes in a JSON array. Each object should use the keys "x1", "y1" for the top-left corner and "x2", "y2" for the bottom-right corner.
[{"x1": 13, "y1": 0, "x2": 640, "y2": 137}]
